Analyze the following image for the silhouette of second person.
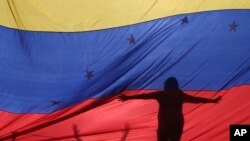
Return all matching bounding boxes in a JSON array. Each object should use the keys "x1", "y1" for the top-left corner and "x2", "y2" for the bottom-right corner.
[{"x1": 120, "y1": 77, "x2": 221, "y2": 141}]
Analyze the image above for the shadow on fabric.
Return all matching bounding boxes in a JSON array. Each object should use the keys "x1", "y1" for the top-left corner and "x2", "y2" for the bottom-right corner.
[{"x1": 120, "y1": 77, "x2": 221, "y2": 141}]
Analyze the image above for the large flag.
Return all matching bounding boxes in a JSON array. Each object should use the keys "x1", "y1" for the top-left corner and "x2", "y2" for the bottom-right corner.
[{"x1": 0, "y1": 0, "x2": 249, "y2": 140}]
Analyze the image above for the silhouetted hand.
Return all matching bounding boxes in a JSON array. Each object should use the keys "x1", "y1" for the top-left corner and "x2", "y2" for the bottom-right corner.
[
  {"x1": 120, "y1": 123, "x2": 130, "y2": 141},
  {"x1": 124, "y1": 122, "x2": 130, "y2": 133},
  {"x1": 212, "y1": 96, "x2": 222, "y2": 103},
  {"x1": 119, "y1": 95, "x2": 129, "y2": 101}
]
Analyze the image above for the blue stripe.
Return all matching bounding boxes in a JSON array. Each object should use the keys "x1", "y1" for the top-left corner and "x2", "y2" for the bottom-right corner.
[{"x1": 0, "y1": 10, "x2": 249, "y2": 113}]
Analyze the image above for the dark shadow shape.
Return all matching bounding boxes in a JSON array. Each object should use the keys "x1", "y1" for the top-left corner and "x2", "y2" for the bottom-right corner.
[
  {"x1": 120, "y1": 123, "x2": 130, "y2": 141},
  {"x1": 11, "y1": 132, "x2": 16, "y2": 141},
  {"x1": 120, "y1": 77, "x2": 221, "y2": 141},
  {"x1": 72, "y1": 124, "x2": 83, "y2": 141},
  {"x1": 0, "y1": 94, "x2": 118, "y2": 140}
]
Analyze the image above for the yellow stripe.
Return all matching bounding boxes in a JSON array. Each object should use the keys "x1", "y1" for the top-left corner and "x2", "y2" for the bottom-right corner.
[{"x1": 1, "y1": 0, "x2": 250, "y2": 32}]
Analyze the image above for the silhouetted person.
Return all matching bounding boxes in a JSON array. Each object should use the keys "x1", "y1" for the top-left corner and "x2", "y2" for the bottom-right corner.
[{"x1": 120, "y1": 77, "x2": 221, "y2": 141}]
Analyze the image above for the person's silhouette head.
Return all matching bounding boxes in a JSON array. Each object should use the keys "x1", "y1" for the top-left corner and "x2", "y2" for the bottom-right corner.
[{"x1": 164, "y1": 77, "x2": 180, "y2": 91}]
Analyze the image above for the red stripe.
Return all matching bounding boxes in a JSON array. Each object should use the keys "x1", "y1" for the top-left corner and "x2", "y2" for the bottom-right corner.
[{"x1": 0, "y1": 85, "x2": 249, "y2": 141}]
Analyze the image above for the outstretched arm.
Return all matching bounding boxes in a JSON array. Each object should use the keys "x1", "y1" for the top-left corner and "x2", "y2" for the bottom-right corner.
[
  {"x1": 183, "y1": 94, "x2": 221, "y2": 103},
  {"x1": 119, "y1": 92, "x2": 160, "y2": 101}
]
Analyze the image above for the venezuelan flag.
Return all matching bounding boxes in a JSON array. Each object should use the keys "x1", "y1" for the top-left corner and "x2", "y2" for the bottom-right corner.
[{"x1": 0, "y1": 0, "x2": 249, "y2": 140}]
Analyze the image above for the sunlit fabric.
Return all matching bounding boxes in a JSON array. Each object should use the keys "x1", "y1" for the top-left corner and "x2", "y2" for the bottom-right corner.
[
  {"x1": 1, "y1": 0, "x2": 250, "y2": 31},
  {"x1": 0, "y1": 1, "x2": 249, "y2": 141}
]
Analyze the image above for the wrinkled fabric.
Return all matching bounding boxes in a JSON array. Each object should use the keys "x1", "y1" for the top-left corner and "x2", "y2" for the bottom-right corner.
[{"x1": 0, "y1": 1, "x2": 249, "y2": 141}]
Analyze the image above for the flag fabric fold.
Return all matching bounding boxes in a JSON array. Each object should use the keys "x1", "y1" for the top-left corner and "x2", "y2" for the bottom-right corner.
[{"x1": 0, "y1": 1, "x2": 249, "y2": 141}]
